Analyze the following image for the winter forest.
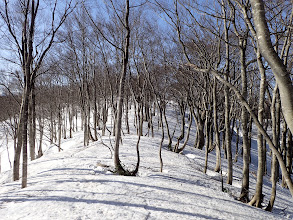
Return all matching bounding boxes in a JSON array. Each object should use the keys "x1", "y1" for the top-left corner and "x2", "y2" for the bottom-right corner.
[{"x1": 0, "y1": 0, "x2": 293, "y2": 219}]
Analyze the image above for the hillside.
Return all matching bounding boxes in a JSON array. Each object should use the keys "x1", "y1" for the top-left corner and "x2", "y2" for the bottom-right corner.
[{"x1": 0, "y1": 107, "x2": 293, "y2": 220}]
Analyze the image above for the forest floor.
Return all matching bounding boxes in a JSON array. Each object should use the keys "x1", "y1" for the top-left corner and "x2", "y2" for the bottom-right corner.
[{"x1": 0, "y1": 106, "x2": 293, "y2": 219}]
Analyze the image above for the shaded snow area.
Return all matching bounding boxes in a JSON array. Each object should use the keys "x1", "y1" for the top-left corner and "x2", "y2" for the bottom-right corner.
[{"x1": 0, "y1": 107, "x2": 293, "y2": 219}]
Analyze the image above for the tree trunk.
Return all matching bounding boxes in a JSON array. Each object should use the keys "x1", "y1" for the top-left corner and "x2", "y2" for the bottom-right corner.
[
  {"x1": 281, "y1": 122, "x2": 287, "y2": 187},
  {"x1": 158, "y1": 105, "x2": 164, "y2": 172},
  {"x1": 75, "y1": 108, "x2": 78, "y2": 132},
  {"x1": 193, "y1": 109, "x2": 205, "y2": 150},
  {"x1": 150, "y1": 100, "x2": 154, "y2": 138},
  {"x1": 63, "y1": 108, "x2": 67, "y2": 139},
  {"x1": 174, "y1": 110, "x2": 192, "y2": 153},
  {"x1": 58, "y1": 105, "x2": 62, "y2": 152},
  {"x1": 139, "y1": 103, "x2": 143, "y2": 137},
  {"x1": 37, "y1": 114, "x2": 44, "y2": 158},
  {"x1": 250, "y1": 0, "x2": 293, "y2": 135},
  {"x1": 178, "y1": 100, "x2": 186, "y2": 141},
  {"x1": 13, "y1": 103, "x2": 24, "y2": 181},
  {"x1": 50, "y1": 110, "x2": 54, "y2": 145},
  {"x1": 125, "y1": 95, "x2": 130, "y2": 134},
  {"x1": 249, "y1": 50, "x2": 266, "y2": 207},
  {"x1": 239, "y1": 38, "x2": 250, "y2": 202},
  {"x1": 266, "y1": 87, "x2": 281, "y2": 210},
  {"x1": 225, "y1": 83, "x2": 232, "y2": 185},
  {"x1": 163, "y1": 105, "x2": 172, "y2": 150},
  {"x1": 287, "y1": 131, "x2": 293, "y2": 174},
  {"x1": 213, "y1": 78, "x2": 221, "y2": 172},
  {"x1": 69, "y1": 105, "x2": 73, "y2": 138},
  {"x1": 114, "y1": 0, "x2": 139, "y2": 176},
  {"x1": 94, "y1": 102, "x2": 98, "y2": 140},
  {"x1": 29, "y1": 84, "x2": 36, "y2": 161},
  {"x1": 22, "y1": 84, "x2": 30, "y2": 188},
  {"x1": 263, "y1": 119, "x2": 269, "y2": 175},
  {"x1": 266, "y1": 154, "x2": 278, "y2": 211},
  {"x1": 222, "y1": 1, "x2": 232, "y2": 184},
  {"x1": 204, "y1": 111, "x2": 209, "y2": 174},
  {"x1": 102, "y1": 99, "x2": 107, "y2": 136},
  {"x1": 234, "y1": 121, "x2": 240, "y2": 163}
]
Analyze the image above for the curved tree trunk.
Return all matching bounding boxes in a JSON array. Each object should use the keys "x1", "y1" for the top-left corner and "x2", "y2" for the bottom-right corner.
[
  {"x1": 163, "y1": 106, "x2": 172, "y2": 150},
  {"x1": 114, "y1": 0, "x2": 138, "y2": 176},
  {"x1": 250, "y1": 0, "x2": 293, "y2": 134},
  {"x1": 174, "y1": 110, "x2": 192, "y2": 153}
]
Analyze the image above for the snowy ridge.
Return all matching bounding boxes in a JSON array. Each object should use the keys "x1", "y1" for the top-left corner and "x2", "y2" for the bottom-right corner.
[{"x1": 0, "y1": 129, "x2": 292, "y2": 220}]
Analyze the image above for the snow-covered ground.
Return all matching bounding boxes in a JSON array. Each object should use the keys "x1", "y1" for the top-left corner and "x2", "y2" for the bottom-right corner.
[{"x1": 0, "y1": 105, "x2": 292, "y2": 219}]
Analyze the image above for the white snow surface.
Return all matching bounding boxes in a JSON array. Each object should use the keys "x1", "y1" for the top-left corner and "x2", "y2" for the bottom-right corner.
[{"x1": 0, "y1": 106, "x2": 293, "y2": 219}]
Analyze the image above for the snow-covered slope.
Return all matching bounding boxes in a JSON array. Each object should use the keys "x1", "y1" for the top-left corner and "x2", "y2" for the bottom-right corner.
[
  {"x1": 0, "y1": 105, "x2": 293, "y2": 219},
  {"x1": 0, "y1": 130, "x2": 292, "y2": 220}
]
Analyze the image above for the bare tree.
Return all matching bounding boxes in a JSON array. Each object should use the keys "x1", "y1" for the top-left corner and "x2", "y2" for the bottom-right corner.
[{"x1": 0, "y1": 0, "x2": 74, "y2": 188}]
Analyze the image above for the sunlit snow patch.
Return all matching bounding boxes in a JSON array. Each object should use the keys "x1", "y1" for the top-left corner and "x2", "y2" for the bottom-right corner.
[
  {"x1": 206, "y1": 170, "x2": 218, "y2": 177},
  {"x1": 186, "y1": 154, "x2": 196, "y2": 159}
]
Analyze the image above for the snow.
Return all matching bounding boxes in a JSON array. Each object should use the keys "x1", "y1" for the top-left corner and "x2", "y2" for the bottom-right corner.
[{"x1": 0, "y1": 106, "x2": 293, "y2": 219}]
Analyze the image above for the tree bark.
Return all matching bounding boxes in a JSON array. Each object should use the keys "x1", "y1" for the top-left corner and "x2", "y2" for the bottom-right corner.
[
  {"x1": 281, "y1": 122, "x2": 287, "y2": 187},
  {"x1": 204, "y1": 110, "x2": 209, "y2": 174},
  {"x1": 22, "y1": 79, "x2": 30, "y2": 188},
  {"x1": 287, "y1": 131, "x2": 293, "y2": 175},
  {"x1": 213, "y1": 78, "x2": 221, "y2": 172},
  {"x1": 266, "y1": 86, "x2": 281, "y2": 210},
  {"x1": 29, "y1": 83, "x2": 36, "y2": 161},
  {"x1": 37, "y1": 113, "x2": 43, "y2": 158},
  {"x1": 224, "y1": 29, "x2": 232, "y2": 185},
  {"x1": 13, "y1": 104, "x2": 23, "y2": 181},
  {"x1": 239, "y1": 38, "x2": 250, "y2": 202},
  {"x1": 250, "y1": 0, "x2": 293, "y2": 134},
  {"x1": 58, "y1": 105, "x2": 62, "y2": 152},
  {"x1": 249, "y1": 49, "x2": 266, "y2": 207}
]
